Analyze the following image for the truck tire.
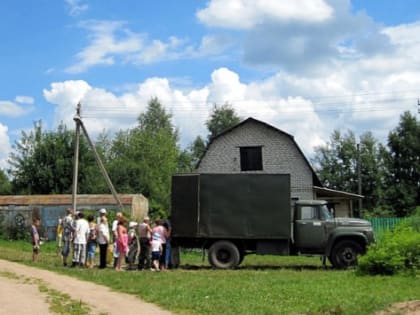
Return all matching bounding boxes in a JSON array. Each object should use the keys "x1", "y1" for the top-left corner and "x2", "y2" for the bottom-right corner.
[
  {"x1": 208, "y1": 241, "x2": 240, "y2": 269},
  {"x1": 329, "y1": 240, "x2": 363, "y2": 269}
]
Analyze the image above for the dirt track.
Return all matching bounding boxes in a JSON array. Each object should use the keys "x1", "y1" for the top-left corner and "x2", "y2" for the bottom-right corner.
[{"x1": 0, "y1": 259, "x2": 173, "y2": 315}]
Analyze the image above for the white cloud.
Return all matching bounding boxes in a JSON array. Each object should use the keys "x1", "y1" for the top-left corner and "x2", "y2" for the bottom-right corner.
[
  {"x1": 47, "y1": 13, "x2": 420, "y2": 154},
  {"x1": 15, "y1": 96, "x2": 34, "y2": 104},
  {"x1": 0, "y1": 124, "x2": 11, "y2": 170},
  {"x1": 0, "y1": 100, "x2": 31, "y2": 117},
  {"x1": 43, "y1": 68, "x2": 329, "y2": 152},
  {"x1": 196, "y1": 0, "x2": 333, "y2": 29},
  {"x1": 66, "y1": 20, "x2": 234, "y2": 73},
  {"x1": 65, "y1": 21, "x2": 142, "y2": 73},
  {"x1": 43, "y1": 80, "x2": 92, "y2": 127},
  {"x1": 41, "y1": 1, "x2": 420, "y2": 160},
  {"x1": 195, "y1": 0, "x2": 394, "y2": 75},
  {"x1": 65, "y1": 0, "x2": 88, "y2": 16}
]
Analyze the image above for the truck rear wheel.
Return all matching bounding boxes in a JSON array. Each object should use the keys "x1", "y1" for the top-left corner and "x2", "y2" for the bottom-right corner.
[
  {"x1": 208, "y1": 241, "x2": 240, "y2": 269},
  {"x1": 329, "y1": 240, "x2": 363, "y2": 269}
]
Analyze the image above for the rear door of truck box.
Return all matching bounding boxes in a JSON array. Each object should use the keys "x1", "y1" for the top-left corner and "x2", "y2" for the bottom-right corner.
[{"x1": 171, "y1": 174, "x2": 199, "y2": 237}]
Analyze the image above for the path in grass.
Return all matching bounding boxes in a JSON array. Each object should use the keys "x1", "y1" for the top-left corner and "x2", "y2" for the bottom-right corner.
[{"x1": 0, "y1": 259, "x2": 173, "y2": 315}]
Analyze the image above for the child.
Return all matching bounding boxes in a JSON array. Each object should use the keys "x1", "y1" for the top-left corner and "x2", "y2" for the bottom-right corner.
[
  {"x1": 86, "y1": 215, "x2": 97, "y2": 269},
  {"x1": 56, "y1": 218, "x2": 63, "y2": 254},
  {"x1": 30, "y1": 218, "x2": 41, "y2": 262},
  {"x1": 126, "y1": 221, "x2": 140, "y2": 270},
  {"x1": 150, "y1": 233, "x2": 162, "y2": 271}
]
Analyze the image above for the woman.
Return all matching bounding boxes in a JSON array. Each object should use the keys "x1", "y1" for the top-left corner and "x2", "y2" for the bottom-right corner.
[
  {"x1": 115, "y1": 216, "x2": 128, "y2": 271},
  {"x1": 97, "y1": 215, "x2": 110, "y2": 269},
  {"x1": 152, "y1": 218, "x2": 169, "y2": 270}
]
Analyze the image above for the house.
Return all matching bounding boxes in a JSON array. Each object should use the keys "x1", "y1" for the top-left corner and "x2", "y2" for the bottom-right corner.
[
  {"x1": 0, "y1": 194, "x2": 148, "y2": 240},
  {"x1": 196, "y1": 117, "x2": 362, "y2": 217}
]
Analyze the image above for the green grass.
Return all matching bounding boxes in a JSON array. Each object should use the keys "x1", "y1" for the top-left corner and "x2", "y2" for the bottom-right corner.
[{"x1": 0, "y1": 240, "x2": 418, "y2": 315}]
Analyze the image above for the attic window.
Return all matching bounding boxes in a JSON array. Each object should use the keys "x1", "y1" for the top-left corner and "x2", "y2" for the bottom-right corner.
[{"x1": 240, "y1": 146, "x2": 263, "y2": 171}]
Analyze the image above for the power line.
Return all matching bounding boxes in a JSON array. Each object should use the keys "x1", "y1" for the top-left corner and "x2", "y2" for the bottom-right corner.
[{"x1": 80, "y1": 96, "x2": 418, "y2": 119}]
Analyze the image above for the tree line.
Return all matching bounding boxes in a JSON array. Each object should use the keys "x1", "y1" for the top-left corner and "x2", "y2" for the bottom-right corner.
[
  {"x1": 0, "y1": 98, "x2": 240, "y2": 218},
  {"x1": 0, "y1": 98, "x2": 418, "y2": 218}
]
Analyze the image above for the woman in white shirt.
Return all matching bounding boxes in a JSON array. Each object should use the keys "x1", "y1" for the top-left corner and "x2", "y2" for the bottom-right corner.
[{"x1": 97, "y1": 215, "x2": 110, "y2": 269}]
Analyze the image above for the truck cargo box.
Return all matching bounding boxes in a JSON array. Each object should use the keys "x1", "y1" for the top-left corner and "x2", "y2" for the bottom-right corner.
[{"x1": 171, "y1": 173, "x2": 291, "y2": 239}]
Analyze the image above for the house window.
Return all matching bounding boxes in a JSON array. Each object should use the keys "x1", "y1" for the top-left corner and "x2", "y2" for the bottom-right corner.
[{"x1": 240, "y1": 146, "x2": 263, "y2": 171}]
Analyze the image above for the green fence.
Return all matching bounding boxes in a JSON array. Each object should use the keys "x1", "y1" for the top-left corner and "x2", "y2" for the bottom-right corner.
[{"x1": 367, "y1": 217, "x2": 406, "y2": 236}]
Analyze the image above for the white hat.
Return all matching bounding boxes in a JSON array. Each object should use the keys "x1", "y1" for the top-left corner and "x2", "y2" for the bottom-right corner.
[
  {"x1": 99, "y1": 208, "x2": 107, "y2": 214},
  {"x1": 129, "y1": 221, "x2": 138, "y2": 228}
]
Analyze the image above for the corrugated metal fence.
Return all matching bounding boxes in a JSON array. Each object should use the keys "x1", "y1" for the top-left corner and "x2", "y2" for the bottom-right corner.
[{"x1": 367, "y1": 217, "x2": 406, "y2": 236}]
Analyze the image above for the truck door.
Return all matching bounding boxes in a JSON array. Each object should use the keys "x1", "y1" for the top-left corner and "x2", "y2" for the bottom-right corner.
[{"x1": 294, "y1": 205, "x2": 327, "y2": 253}]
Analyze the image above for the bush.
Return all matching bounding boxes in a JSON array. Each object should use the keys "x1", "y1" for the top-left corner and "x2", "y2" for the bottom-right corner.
[{"x1": 357, "y1": 212, "x2": 420, "y2": 275}]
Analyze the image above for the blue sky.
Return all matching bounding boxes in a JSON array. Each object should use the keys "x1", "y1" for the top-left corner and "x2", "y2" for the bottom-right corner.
[{"x1": 1, "y1": 0, "x2": 420, "y2": 170}]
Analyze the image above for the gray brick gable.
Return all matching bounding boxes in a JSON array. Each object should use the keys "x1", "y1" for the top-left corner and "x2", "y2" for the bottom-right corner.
[{"x1": 197, "y1": 119, "x2": 316, "y2": 200}]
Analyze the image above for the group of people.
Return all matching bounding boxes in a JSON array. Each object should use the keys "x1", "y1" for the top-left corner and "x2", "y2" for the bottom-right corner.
[{"x1": 56, "y1": 208, "x2": 171, "y2": 271}]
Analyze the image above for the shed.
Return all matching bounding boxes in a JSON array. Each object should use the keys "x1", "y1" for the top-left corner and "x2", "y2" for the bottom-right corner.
[{"x1": 0, "y1": 194, "x2": 148, "y2": 240}]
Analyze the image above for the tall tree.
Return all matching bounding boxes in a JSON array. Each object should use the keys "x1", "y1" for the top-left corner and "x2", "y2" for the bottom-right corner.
[
  {"x1": 8, "y1": 121, "x2": 99, "y2": 194},
  {"x1": 313, "y1": 130, "x2": 388, "y2": 215},
  {"x1": 313, "y1": 130, "x2": 357, "y2": 193},
  {"x1": 177, "y1": 135, "x2": 207, "y2": 172},
  {"x1": 206, "y1": 103, "x2": 241, "y2": 140},
  {"x1": 358, "y1": 132, "x2": 389, "y2": 212},
  {"x1": 0, "y1": 169, "x2": 11, "y2": 194},
  {"x1": 107, "y1": 98, "x2": 180, "y2": 218},
  {"x1": 385, "y1": 111, "x2": 420, "y2": 216}
]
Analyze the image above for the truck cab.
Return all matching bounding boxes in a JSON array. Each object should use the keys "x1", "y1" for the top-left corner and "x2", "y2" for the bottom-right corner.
[{"x1": 293, "y1": 200, "x2": 375, "y2": 268}]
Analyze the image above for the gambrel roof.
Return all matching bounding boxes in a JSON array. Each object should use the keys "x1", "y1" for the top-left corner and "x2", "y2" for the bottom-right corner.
[{"x1": 197, "y1": 117, "x2": 322, "y2": 187}]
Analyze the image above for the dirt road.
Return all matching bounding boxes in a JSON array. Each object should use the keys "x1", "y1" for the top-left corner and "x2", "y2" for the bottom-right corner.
[{"x1": 0, "y1": 259, "x2": 173, "y2": 315}]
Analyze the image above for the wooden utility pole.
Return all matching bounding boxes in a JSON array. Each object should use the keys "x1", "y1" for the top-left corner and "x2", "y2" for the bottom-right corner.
[
  {"x1": 357, "y1": 143, "x2": 362, "y2": 212},
  {"x1": 72, "y1": 103, "x2": 81, "y2": 210},
  {"x1": 72, "y1": 103, "x2": 125, "y2": 212}
]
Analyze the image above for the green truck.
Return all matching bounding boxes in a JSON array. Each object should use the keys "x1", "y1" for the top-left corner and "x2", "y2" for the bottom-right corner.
[{"x1": 171, "y1": 173, "x2": 375, "y2": 269}]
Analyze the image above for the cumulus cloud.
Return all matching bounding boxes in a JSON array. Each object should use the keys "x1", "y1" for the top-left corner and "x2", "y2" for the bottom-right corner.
[
  {"x1": 196, "y1": 0, "x2": 333, "y2": 29},
  {"x1": 241, "y1": 0, "x2": 394, "y2": 73},
  {"x1": 43, "y1": 67, "x2": 330, "y2": 152},
  {"x1": 43, "y1": 80, "x2": 92, "y2": 128},
  {"x1": 195, "y1": 0, "x2": 394, "y2": 74},
  {"x1": 49, "y1": 13, "x2": 420, "y2": 154},
  {"x1": 43, "y1": 0, "x2": 419, "y2": 158},
  {"x1": 0, "y1": 124, "x2": 11, "y2": 169}
]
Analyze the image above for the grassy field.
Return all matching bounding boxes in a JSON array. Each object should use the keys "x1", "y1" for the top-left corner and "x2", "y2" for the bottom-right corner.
[{"x1": 0, "y1": 240, "x2": 418, "y2": 315}]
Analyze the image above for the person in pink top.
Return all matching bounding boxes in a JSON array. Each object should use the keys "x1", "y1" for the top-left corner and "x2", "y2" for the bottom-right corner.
[
  {"x1": 152, "y1": 218, "x2": 169, "y2": 270},
  {"x1": 115, "y1": 216, "x2": 128, "y2": 271}
]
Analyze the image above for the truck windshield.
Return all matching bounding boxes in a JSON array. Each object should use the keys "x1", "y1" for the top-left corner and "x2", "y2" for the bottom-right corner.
[{"x1": 320, "y1": 205, "x2": 332, "y2": 220}]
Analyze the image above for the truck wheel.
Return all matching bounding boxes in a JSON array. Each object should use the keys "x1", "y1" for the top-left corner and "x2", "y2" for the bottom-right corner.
[
  {"x1": 329, "y1": 240, "x2": 363, "y2": 269},
  {"x1": 208, "y1": 241, "x2": 240, "y2": 269}
]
